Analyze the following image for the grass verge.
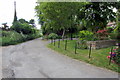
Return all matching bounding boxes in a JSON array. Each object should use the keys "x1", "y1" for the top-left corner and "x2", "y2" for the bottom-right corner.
[{"x1": 47, "y1": 40, "x2": 119, "y2": 73}]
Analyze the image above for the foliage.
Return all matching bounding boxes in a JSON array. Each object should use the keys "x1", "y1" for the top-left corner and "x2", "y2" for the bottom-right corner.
[
  {"x1": 79, "y1": 30, "x2": 96, "y2": 41},
  {"x1": 29, "y1": 19, "x2": 36, "y2": 27},
  {"x1": 2, "y1": 23, "x2": 9, "y2": 30},
  {"x1": 96, "y1": 29, "x2": 109, "y2": 40},
  {"x1": 106, "y1": 27, "x2": 114, "y2": 33},
  {"x1": 29, "y1": 19, "x2": 35, "y2": 24},
  {"x1": 35, "y1": 2, "x2": 85, "y2": 36},
  {"x1": 77, "y1": 2, "x2": 118, "y2": 32},
  {"x1": 11, "y1": 21, "x2": 36, "y2": 34},
  {"x1": 107, "y1": 47, "x2": 120, "y2": 65},
  {"x1": 48, "y1": 33, "x2": 58, "y2": 39},
  {"x1": 18, "y1": 18, "x2": 28, "y2": 23},
  {"x1": 1, "y1": 30, "x2": 41, "y2": 46},
  {"x1": 108, "y1": 30, "x2": 118, "y2": 39},
  {"x1": 35, "y1": 2, "x2": 119, "y2": 36},
  {"x1": 1, "y1": 31, "x2": 24, "y2": 46}
]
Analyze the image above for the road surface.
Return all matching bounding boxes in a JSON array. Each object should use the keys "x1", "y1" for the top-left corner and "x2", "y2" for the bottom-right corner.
[{"x1": 1, "y1": 38, "x2": 118, "y2": 78}]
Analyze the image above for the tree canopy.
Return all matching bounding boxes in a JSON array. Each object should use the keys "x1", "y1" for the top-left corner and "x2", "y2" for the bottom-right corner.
[{"x1": 35, "y1": 2, "x2": 119, "y2": 35}]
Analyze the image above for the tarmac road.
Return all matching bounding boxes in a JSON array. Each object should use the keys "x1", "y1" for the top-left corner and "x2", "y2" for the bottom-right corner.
[{"x1": 1, "y1": 38, "x2": 118, "y2": 78}]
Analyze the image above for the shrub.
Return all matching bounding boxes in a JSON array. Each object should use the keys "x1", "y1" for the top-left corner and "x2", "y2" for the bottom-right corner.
[
  {"x1": 1, "y1": 31, "x2": 24, "y2": 46},
  {"x1": 1, "y1": 30, "x2": 41, "y2": 46},
  {"x1": 48, "y1": 33, "x2": 58, "y2": 39},
  {"x1": 11, "y1": 22, "x2": 36, "y2": 34},
  {"x1": 79, "y1": 30, "x2": 96, "y2": 41}
]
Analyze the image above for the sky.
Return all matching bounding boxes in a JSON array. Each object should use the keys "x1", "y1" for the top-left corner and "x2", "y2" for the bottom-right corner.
[{"x1": 0, "y1": 0, "x2": 41, "y2": 29}]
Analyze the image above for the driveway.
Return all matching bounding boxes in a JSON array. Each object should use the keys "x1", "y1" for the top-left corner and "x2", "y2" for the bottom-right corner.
[{"x1": 1, "y1": 38, "x2": 118, "y2": 78}]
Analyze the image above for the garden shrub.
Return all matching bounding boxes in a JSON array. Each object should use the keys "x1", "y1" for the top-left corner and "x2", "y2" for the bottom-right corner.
[
  {"x1": 79, "y1": 30, "x2": 96, "y2": 41},
  {"x1": 48, "y1": 33, "x2": 58, "y2": 39},
  {"x1": 78, "y1": 30, "x2": 95, "y2": 49}
]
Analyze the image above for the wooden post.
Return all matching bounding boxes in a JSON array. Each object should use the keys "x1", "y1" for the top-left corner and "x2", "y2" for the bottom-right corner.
[
  {"x1": 58, "y1": 38, "x2": 60, "y2": 48},
  {"x1": 65, "y1": 37, "x2": 67, "y2": 50},
  {"x1": 54, "y1": 39, "x2": 55, "y2": 46},
  {"x1": 89, "y1": 44, "x2": 92, "y2": 58},
  {"x1": 109, "y1": 47, "x2": 113, "y2": 65},
  {"x1": 75, "y1": 42, "x2": 77, "y2": 54}
]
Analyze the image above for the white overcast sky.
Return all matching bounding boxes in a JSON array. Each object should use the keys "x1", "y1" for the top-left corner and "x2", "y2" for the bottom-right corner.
[{"x1": 0, "y1": 0, "x2": 41, "y2": 29}]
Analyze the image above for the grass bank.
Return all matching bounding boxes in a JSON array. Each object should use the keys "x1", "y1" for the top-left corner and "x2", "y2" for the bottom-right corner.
[{"x1": 47, "y1": 40, "x2": 119, "y2": 73}]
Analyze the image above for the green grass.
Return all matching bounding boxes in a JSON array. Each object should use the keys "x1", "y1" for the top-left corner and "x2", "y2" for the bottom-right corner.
[{"x1": 47, "y1": 40, "x2": 119, "y2": 73}]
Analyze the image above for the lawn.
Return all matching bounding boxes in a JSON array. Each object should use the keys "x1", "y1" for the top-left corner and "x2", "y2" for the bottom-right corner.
[{"x1": 47, "y1": 40, "x2": 119, "y2": 73}]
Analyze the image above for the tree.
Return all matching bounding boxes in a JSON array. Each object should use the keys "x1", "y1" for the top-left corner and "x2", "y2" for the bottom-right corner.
[
  {"x1": 2, "y1": 23, "x2": 9, "y2": 30},
  {"x1": 35, "y1": 2, "x2": 85, "y2": 38},
  {"x1": 18, "y1": 18, "x2": 28, "y2": 24},
  {"x1": 11, "y1": 19, "x2": 36, "y2": 34},
  {"x1": 29, "y1": 19, "x2": 35, "y2": 24},
  {"x1": 76, "y1": 2, "x2": 118, "y2": 32},
  {"x1": 29, "y1": 19, "x2": 35, "y2": 27}
]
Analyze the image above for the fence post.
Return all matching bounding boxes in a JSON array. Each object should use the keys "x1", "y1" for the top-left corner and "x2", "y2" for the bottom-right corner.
[
  {"x1": 54, "y1": 38, "x2": 55, "y2": 46},
  {"x1": 109, "y1": 47, "x2": 113, "y2": 65},
  {"x1": 65, "y1": 37, "x2": 67, "y2": 50},
  {"x1": 58, "y1": 38, "x2": 60, "y2": 48},
  {"x1": 89, "y1": 44, "x2": 92, "y2": 58},
  {"x1": 75, "y1": 42, "x2": 77, "y2": 54}
]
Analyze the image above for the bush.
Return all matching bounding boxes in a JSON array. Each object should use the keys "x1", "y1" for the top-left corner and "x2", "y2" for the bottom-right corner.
[
  {"x1": 11, "y1": 22, "x2": 36, "y2": 34},
  {"x1": 48, "y1": 33, "x2": 58, "y2": 39},
  {"x1": 1, "y1": 30, "x2": 41, "y2": 46},
  {"x1": 1, "y1": 31, "x2": 24, "y2": 46},
  {"x1": 79, "y1": 30, "x2": 96, "y2": 41}
]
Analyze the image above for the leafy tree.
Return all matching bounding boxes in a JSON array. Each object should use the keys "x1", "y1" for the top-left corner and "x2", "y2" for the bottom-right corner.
[
  {"x1": 76, "y1": 2, "x2": 118, "y2": 32},
  {"x1": 29, "y1": 19, "x2": 36, "y2": 27},
  {"x1": 35, "y1": 2, "x2": 85, "y2": 38},
  {"x1": 2, "y1": 23, "x2": 9, "y2": 30},
  {"x1": 11, "y1": 19, "x2": 36, "y2": 34},
  {"x1": 29, "y1": 19, "x2": 35, "y2": 25},
  {"x1": 18, "y1": 18, "x2": 28, "y2": 24}
]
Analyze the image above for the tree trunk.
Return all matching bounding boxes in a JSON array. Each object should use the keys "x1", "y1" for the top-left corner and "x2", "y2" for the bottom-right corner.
[{"x1": 62, "y1": 29, "x2": 65, "y2": 40}]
